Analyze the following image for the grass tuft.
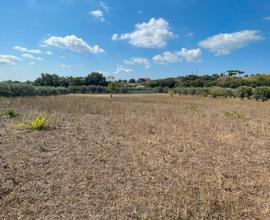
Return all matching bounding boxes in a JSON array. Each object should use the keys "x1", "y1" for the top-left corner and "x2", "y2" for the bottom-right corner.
[
  {"x1": 223, "y1": 111, "x2": 246, "y2": 119},
  {"x1": 1, "y1": 109, "x2": 20, "y2": 118},
  {"x1": 185, "y1": 104, "x2": 199, "y2": 111}
]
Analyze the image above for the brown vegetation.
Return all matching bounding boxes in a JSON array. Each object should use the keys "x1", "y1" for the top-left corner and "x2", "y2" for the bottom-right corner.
[{"x1": 0, "y1": 94, "x2": 270, "y2": 219}]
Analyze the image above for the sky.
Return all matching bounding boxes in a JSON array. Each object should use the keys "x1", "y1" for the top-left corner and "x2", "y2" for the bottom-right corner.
[{"x1": 0, "y1": 0, "x2": 270, "y2": 81}]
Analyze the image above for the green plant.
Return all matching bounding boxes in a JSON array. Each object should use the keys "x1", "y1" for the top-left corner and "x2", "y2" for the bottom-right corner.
[
  {"x1": 236, "y1": 86, "x2": 253, "y2": 100},
  {"x1": 11, "y1": 112, "x2": 49, "y2": 130},
  {"x1": 1, "y1": 110, "x2": 20, "y2": 118},
  {"x1": 254, "y1": 87, "x2": 270, "y2": 101},
  {"x1": 209, "y1": 87, "x2": 226, "y2": 98},
  {"x1": 223, "y1": 111, "x2": 246, "y2": 119},
  {"x1": 168, "y1": 89, "x2": 175, "y2": 97},
  {"x1": 140, "y1": 213, "x2": 149, "y2": 220},
  {"x1": 30, "y1": 112, "x2": 49, "y2": 129},
  {"x1": 107, "y1": 82, "x2": 120, "y2": 97},
  {"x1": 185, "y1": 104, "x2": 199, "y2": 111},
  {"x1": 224, "y1": 88, "x2": 235, "y2": 98}
]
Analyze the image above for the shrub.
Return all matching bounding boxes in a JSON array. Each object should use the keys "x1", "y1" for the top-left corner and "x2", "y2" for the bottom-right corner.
[
  {"x1": 196, "y1": 88, "x2": 209, "y2": 97},
  {"x1": 224, "y1": 88, "x2": 235, "y2": 98},
  {"x1": 174, "y1": 87, "x2": 184, "y2": 95},
  {"x1": 30, "y1": 113, "x2": 49, "y2": 130},
  {"x1": 119, "y1": 87, "x2": 129, "y2": 94},
  {"x1": 1, "y1": 110, "x2": 20, "y2": 118},
  {"x1": 236, "y1": 86, "x2": 253, "y2": 100},
  {"x1": 254, "y1": 87, "x2": 270, "y2": 101},
  {"x1": 11, "y1": 112, "x2": 49, "y2": 130},
  {"x1": 0, "y1": 82, "x2": 11, "y2": 96},
  {"x1": 168, "y1": 89, "x2": 175, "y2": 97},
  {"x1": 209, "y1": 87, "x2": 225, "y2": 98}
]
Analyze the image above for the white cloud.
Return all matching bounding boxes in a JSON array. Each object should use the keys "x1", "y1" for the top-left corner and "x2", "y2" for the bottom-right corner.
[
  {"x1": 114, "y1": 65, "x2": 133, "y2": 74},
  {"x1": 21, "y1": 53, "x2": 43, "y2": 60},
  {"x1": 124, "y1": 57, "x2": 150, "y2": 69},
  {"x1": 262, "y1": 16, "x2": 270, "y2": 21},
  {"x1": 100, "y1": 1, "x2": 109, "y2": 12},
  {"x1": 45, "y1": 51, "x2": 52, "y2": 55},
  {"x1": 153, "y1": 48, "x2": 201, "y2": 64},
  {"x1": 176, "y1": 48, "x2": 201, "y2": 62},
  {"x1": 43, "y1": 35, "x2": 104, "y2": 54},
  {"x1": 60, "y1": 64, "x2": 71, "y2": 68},
  {"x1": 112, "y1": 34, "x2": 118, "y2": 41},
  {"x1": 199, "y1": 30, "x2": 263, "y2": 55},
  {"x1": 112, "y1": 18, "x2": 175, "y2": 48},
  {"x1": 153, "y1": 51, "x2": 179, "y2": 64},
  {"x1": 14, "y1": 46, "x2": 41, "y2": 54},
  {"x1": 21, "y1": 53, "x2": 35, "y2": 59},
  {"x1": 0, "y1": 55, "x2": 21, "y2": 65},
  {"x1": 89, "y1": 10, "x2": 105, "y2": 22},
  {"x1": 28, "y1": 62, "x2": 36, "y2": 65}
]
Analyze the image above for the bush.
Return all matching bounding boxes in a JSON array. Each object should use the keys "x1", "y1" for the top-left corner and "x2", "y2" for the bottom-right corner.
[
  {"x1": 168, "y1": 89, "x2": 174, "y2": 97},
  {"x1": 11, "y1": 112, "x2": 49, "y2": 130},
  {"x1": 224, "y1": 88, "x2": 235, "y2": 98},
  {"x1": 196, "y1": 88, "x2": 209, "y2": 97},
  {"x1": 254, "y1": 87, "x2": 270, "y2": 101},
  {"x1": 236, "y1": 86, "x2": 253, "y2": 100},
  {"x1": 119, "y1": 87, "x2": 129, "y2": 94},
  {"x1": 209, "y1": 87, "x2": 225, "y2": 98},
  {"x1": 0, "y1": 82, "x2": 11, "y2": 96}
]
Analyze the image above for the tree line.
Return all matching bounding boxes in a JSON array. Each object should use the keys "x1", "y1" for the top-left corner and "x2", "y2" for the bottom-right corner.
[
  {"x1": 173, "y1": 86, "x2": 270, "y2": 101},
  {"x1": 1, "y1": 70, "x2": 270, "y2": 101}
]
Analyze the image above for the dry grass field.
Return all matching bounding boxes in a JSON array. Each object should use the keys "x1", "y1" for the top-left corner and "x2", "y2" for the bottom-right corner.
[{"x1": 0, "y1": 94, "x2": 270, "y2": 219}]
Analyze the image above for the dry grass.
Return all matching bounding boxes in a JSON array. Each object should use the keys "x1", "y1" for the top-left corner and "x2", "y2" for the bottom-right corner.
[{"x1": 0, "y1": 94, "x2": 270, "y2": 219}]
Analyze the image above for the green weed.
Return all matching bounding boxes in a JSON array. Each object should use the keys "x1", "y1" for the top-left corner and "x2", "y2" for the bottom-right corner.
[
  {"x1": 185, "y1": 104, "x2": 199, "y2": 111},
  {"x1": 11, "y1": 112, "x2": 49, "y2": 130},
  {"x1": 223, "y1": 111, "x2": 246, "y2": 119},
  {"x1": 140, "y1": 213, "x2": 149, "y2": 220}
]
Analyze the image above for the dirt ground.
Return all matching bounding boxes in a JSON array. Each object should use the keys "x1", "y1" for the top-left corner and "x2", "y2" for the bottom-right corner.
[{"x1": 0, "y1": 95, "x2": 270, "y2": 219}]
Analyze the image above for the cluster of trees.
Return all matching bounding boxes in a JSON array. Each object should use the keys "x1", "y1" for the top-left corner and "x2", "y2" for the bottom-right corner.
[
  {"x1": 173, "y1": 86, "x2": 270, "y2": 101},
  {"x1": 33, "y1": 72, "x2": 150, "y2": 87},
  {"x1": 34, "y1": 72, "x2": 108, "y2": 87},
  {"x1": 144, "y1": 71, "x2": 270, "y2": 89}
]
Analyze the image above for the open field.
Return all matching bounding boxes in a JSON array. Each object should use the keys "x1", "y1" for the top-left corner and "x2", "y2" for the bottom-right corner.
[{"x1": 0, "y1": 94, "x2": 270, "y2": 219}]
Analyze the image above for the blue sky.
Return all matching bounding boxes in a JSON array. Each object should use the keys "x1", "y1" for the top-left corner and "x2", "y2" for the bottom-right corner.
[{"x1": 0, "y1": 0, "x2": 270, "y2": 81}]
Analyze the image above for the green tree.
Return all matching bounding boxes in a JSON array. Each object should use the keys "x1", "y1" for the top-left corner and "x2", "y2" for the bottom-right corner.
[
  {"x1": 85, "y1": 72, "x2": 108, "y2": 86},
  {"x1": 107, "y1": 82, "x2": 119, "y2": 98},
  {"x1": 34, "y1": 73, "x2": 62, "y2": 87},
  {"x1": 236, "y1": 86, "x2": 253, "y2": 100},
  {"x1": 128, "y1": 79, "x2": 136, "y2": 83},
  {"x1": 67, "y1": 77, "x2": 85, "y2": 86},
  {"x1": 210, "y1": 87, "x2": 225, "y2": 98},
  {"x1": 224, "y1": 88, "x2": 235, "y2": 98},
  {"x1": 227, "y1": 70, "x2": 245, "y2": 76},
  {"x1": 137, "y1": 78, "x2": 146, "y2": 83},
  {"x1": 254, "y1": 87, "x2": 270, "y2": 101}
]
